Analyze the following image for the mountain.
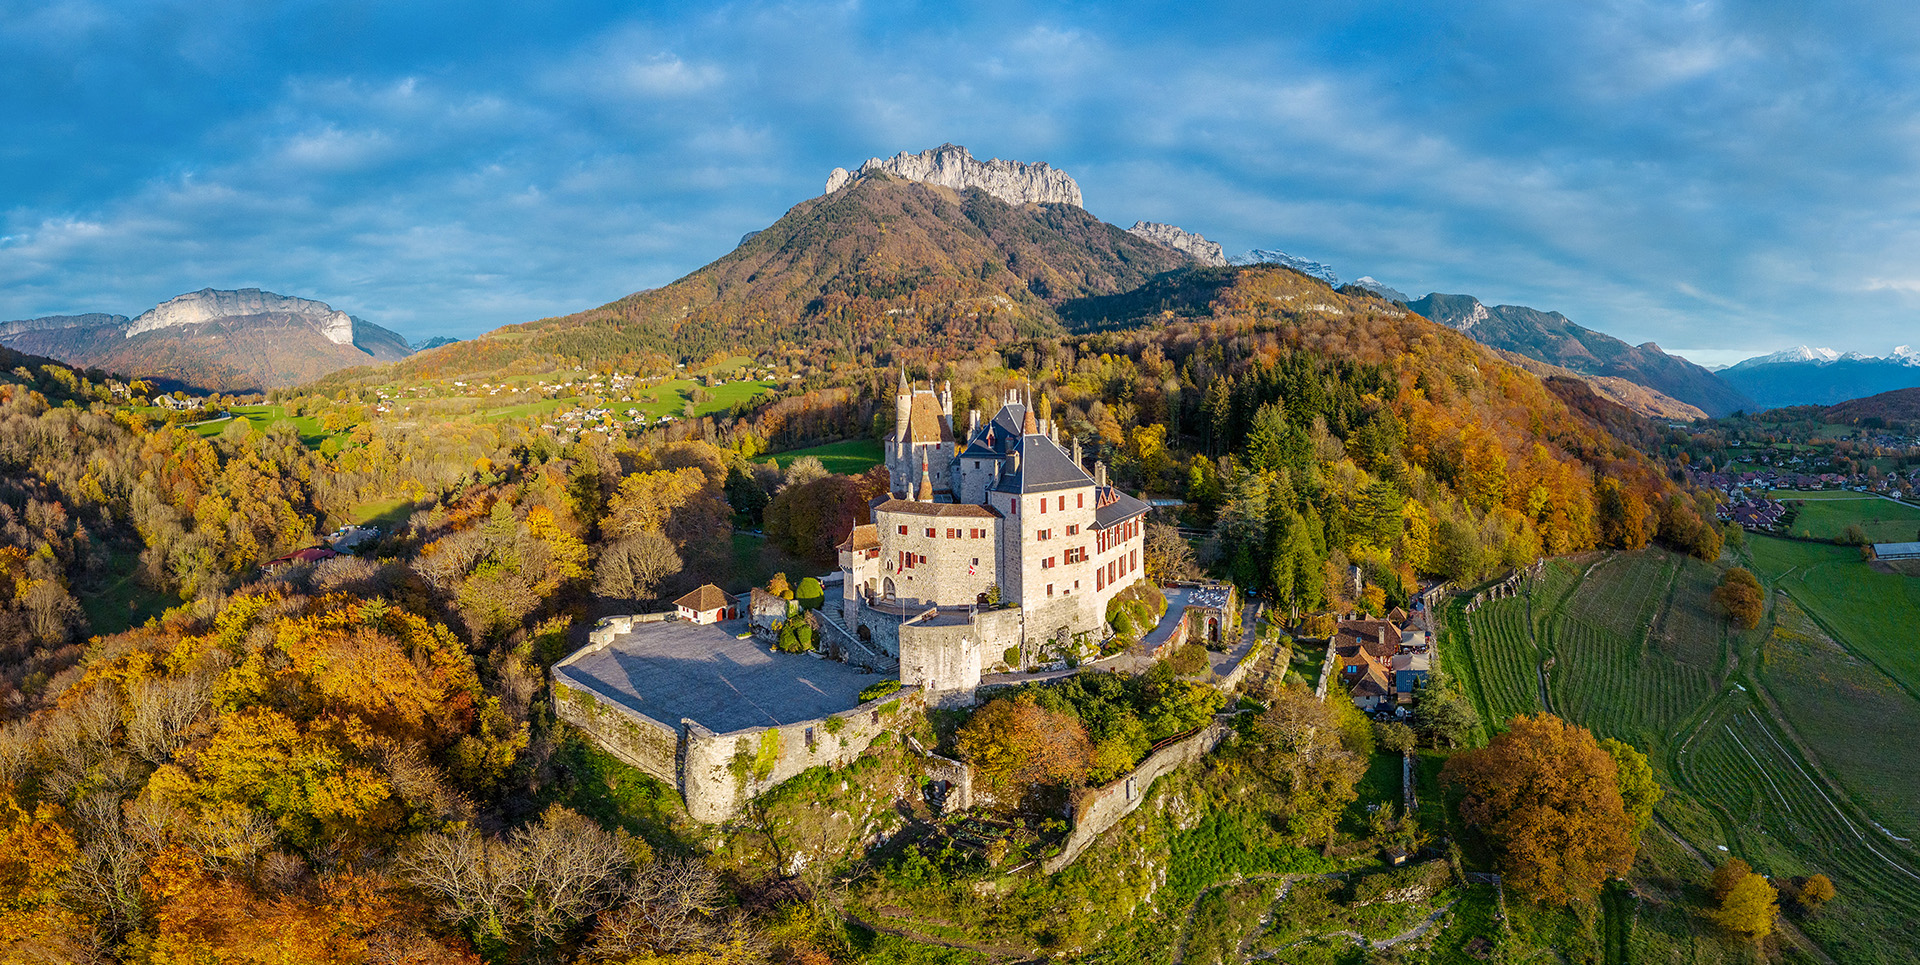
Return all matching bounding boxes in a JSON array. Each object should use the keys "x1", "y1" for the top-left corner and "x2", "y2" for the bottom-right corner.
[
  {"x1": 1228, "y1": 249, "x2": 1340, "y2": 286},
  {"x1": 823, "y1": 143, "x2": 1082, "y2": 206},
  {"x1": 1406, "y1": 293, "x2": 1751, "y2": 418},
  {"x1": 1816, "y1": 386, "x2": 1920, "y2": 424},
  {"x1": 412, "y1": 336, "x2": 461, "y2": 351},
  {"x1": 0, "y1": 288, "x2": 412, "y2": 394},
  {"x1": 1491, "y1": 349, "x2": 1707, "y2": 421},
  {"x1": 1716, "y1": 346, "x2": 1920, "y2": 409},
  {"x1": 394, "y1": 150, "x2": 1196, "y2": 376},
  {"x1": 1351, "y1": 277, "x2": 1409, "y2": 303},
  {"x1": 1126, "y1": 222, "x2": 1227, "y2": 266}
]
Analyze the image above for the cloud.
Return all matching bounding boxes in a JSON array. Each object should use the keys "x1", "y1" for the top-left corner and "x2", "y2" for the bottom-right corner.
[{"x1": 4, "y1": 0, "x2": 1920, "y2": 356}]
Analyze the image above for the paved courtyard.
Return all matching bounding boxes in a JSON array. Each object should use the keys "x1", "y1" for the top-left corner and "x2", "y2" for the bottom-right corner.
[{"x1": 557, "y1": 618, "x2": 878, "y2": 733}]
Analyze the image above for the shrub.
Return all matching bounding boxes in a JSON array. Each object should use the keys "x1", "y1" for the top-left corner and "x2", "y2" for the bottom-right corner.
[
  {"x1": 796, "y1": 576, "x2": 825, "y2": 610},
  {"x1": 859, "y1": 679, "x2": 902, "y2": 702},
  {"x1": 1169, "y1": 643, "x2": 1209, "y2": 676}
]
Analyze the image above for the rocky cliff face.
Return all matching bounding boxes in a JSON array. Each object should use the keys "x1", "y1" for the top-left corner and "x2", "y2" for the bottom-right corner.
[
  {"x1": 128, "y1": 288, "x2": 356, "y2": 345},
  {"x1": 825, "y1": 144, "x2": 1083, "y2": 207},
  {"x1": 1125, "y1": 222, "x2": 1225, "y2": 266},
  {"x1": 0, "y1": 313, "x2": 128, "y2": 339}
]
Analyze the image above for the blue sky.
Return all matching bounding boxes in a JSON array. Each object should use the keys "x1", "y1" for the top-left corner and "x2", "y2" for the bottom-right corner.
[{"x1": 5, "y1": 0, "x2": 1919, "y2": 364}]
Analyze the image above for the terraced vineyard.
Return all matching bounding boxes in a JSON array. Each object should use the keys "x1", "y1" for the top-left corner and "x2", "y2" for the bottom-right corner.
[
  {"x1": 1448, "y1": 545, "x2": 1920, "y2": 963},
  {"x1": 1549, "y1": 553, "x2": 1719, "y2": 752},
  {"x1": 1676, "y1": 702, "x2": 1920, "y2": 964}
]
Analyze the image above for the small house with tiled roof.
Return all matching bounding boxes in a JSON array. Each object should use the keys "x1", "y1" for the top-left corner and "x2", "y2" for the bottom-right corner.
[{"x1": 674, "y1": 584, "x2": 736, "y2": 625}]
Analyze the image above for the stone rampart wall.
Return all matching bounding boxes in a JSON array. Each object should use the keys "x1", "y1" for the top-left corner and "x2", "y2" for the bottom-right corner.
[
  {"x1": 552, "y1": 678, "x2": 680, "y2": 785},
  {"x1": 680, "y1": 686, "x2": 925, "y2": 822},
  {"x1": 1041, "y1": 717, "x2": 1231, "y2": 873}
]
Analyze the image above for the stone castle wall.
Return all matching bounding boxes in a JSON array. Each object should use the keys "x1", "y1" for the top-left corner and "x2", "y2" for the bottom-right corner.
[
  {"x1": 680, "y1": 686, "x2": 924, "y2": 822},
  {"x1": 552, "y1": 679, "x2": 681, "y2": 785}
]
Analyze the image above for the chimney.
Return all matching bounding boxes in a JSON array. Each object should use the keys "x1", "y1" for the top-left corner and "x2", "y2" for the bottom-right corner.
[
  {"x1": 1095, "y1": 461, "x2": 1108, "y2": 488},
  {"x1": 1072, "y1": 437, "x2": 1083, "y2": 467},
  {"x1": 970, "y1": 409, "x2": 980, "y2": 433}
]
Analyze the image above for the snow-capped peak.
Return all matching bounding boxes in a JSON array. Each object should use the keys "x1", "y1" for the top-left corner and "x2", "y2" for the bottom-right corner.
[
  {"x1": 1229, "y1": 249, "x2": 1340, "y2": 286},
  {"x1": 1752, "y1": 345, "x2": 1839, "y2": 365},
  {"x1": 1895, "y1": 345, "x2": 1920, "y2": 365}
]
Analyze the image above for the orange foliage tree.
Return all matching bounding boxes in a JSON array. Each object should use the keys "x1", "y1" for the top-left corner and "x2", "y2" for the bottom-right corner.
[{"x1": 1442, "y1": 714, "x2": 1637, "y2": 904}]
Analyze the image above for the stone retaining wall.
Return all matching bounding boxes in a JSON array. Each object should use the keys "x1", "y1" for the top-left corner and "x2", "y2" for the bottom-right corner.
[{"x1": 1040, "y1": 717, "x2": 1232, "y2": 873}]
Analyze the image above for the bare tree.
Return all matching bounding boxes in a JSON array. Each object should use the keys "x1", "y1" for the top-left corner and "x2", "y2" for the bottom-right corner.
[
  {"x1": 126, "y1": 673, "x2": 214, "y2": 765},
  {"x1": 398, "y1": 825, "x2": 523, "y2": 943},
  {"x1": 508, "y1": 806, "x2": 633, "y2": 943},
  {"x1": 1144, "y1": 522, "x2": 1201, "y2": 583},
  {"x1": 593, "y1": 532, "x2": 682, "y2": 604},
  {"x1": 592, "y1": 858, "x2": 726, "y2": 956}
]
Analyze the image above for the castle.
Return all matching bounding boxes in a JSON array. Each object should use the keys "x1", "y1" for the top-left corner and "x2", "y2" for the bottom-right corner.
[{"x1": 837, "y1": 377, "x2": 1150, "y2": 701}]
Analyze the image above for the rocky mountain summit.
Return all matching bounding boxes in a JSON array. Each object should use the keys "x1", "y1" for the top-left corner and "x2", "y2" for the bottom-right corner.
[
  {"x1": 824, "y1": 144, "x2": 1083, "y2": 207},
  {"x1": 129, "y1": 288, "x2": 358, "y2": 344},
  {"x1": 1126, "y1": 222, "x2": 1226, "y2": 265}
]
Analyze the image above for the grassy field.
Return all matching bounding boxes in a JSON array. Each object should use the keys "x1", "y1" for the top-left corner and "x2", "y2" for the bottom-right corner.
[
  {"x1": 1760, "y1": 598, "x2": 1920, "y2": 838},
  {"x1": 1775, "y1": 495, "x2": 1920, "y2": 543},
  {"x1": 756, "y1": 438, "x2": 885, "y2": 476},
  {"x1": 1748, "y1": 535, "x2": 1920, "y2": 694},
  {"x1": 79, "y1": 547, "x2": 177, "y2": 637},
  {"x1": 341, "y1": 496, "x2": 416, "y2": 529},
  {"x1": 1446, "y1": 545, "x2": 1920, "y2": 963}
]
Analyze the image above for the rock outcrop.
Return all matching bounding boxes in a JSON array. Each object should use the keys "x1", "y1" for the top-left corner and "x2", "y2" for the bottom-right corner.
[
  {"x1": 825, "y1": 144, "x2": 1083, "y2": 207},
  {"x1": 128, "y1": 288, "x2": 357, "y2": 345},
  {"x1": 1125, "y1": 222, "x2": 1226, "y2": 266}
]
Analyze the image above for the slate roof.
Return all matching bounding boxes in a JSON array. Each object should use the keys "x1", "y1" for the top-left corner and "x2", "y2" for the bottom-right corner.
[
  {"x1": 993, "y1": 433, "x2": 1094, "y2": 494},
  {"x1": 959, "y1": 403, "x2": 1027, "y2": 459},
  {"x1": 674, "y1": 584, "x2": 733, "y2": 612},
  {"x1": 1094, "y1": 487, "x2": 1151, "y2": 528}
]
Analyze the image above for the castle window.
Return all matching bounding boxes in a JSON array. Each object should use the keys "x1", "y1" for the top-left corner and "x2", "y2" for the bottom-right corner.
[
  {"x1": 1077, "y1": 493, "x2": 1084, "y2": 508},
  {"x1": 1096, "y1": 569, "x2": 1104, "y2": 590},
  {"x1": 920, "y1": 554, "x2": 928, "y2": 564},
  {"x1": 1047, "y1": 583, "x2": 1054, "y2": 597},
  {"x1": 1037, "y1": 529, "x2": 1050, "y2": 541},
  {"x1": 925, "y1": 527, "x2": 936, "y2": 537},
  {"x1": 1040, "y1": 500, "x2": 1046, "y2": 514},
  {"x1": 1067, "y1": 524, "x2": 1078, "y2": 536},
  {"x1": 947, "y1": 528, "x2": 959, "y2": 538},
  {"x1": 898, "y1": 525, "x2": 908, "y2": 535}
]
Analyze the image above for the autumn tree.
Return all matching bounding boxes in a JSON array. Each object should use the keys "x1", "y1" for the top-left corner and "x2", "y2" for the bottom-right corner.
[
  {"x1": 1249, "y1": 684, "x2": 1366, "y2": 846},
  {"x1": 1795, "y1": 873, "x2": 1835, "y2": 913},
  {"x1": 1708, "y1": 858, "x2": 1778, "y2": 941},
  {"x1": 953, "y1": 694, "x2": 1092, "y2": 803},
  {"x1": 1712, "y1": 567, "x2": 1764, "y2": 630},
  {"x1": 1442, "y1": 714, "x2": 1636, "y2": 904}
]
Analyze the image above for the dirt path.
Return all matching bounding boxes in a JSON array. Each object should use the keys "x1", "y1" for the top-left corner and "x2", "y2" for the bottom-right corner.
[{"x1": 1246, "y1": 899, "x2": 1457, "y2": 961}]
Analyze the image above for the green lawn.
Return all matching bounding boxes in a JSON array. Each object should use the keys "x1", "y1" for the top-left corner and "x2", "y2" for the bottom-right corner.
[
  {"x1": 1775, "y1": 494, "x2": 1920, "y2": 543},
  {"x1": 195, "y1": 404, "x2": 334, "y2": 447},
  {"x1": 719, "y1": 531, "x2": 816, "y2": 594},
  {"x1": 341, "y1": 497, "x2": 416, "y2": 529},
  {"x1": 756, "y1": 438, "x2": 885, "y2": 476}
]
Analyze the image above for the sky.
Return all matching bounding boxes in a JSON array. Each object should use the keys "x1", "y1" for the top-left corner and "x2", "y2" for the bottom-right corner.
[{"x1": 5, "y1": 0, "x2": 1920, "y2": 365}]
